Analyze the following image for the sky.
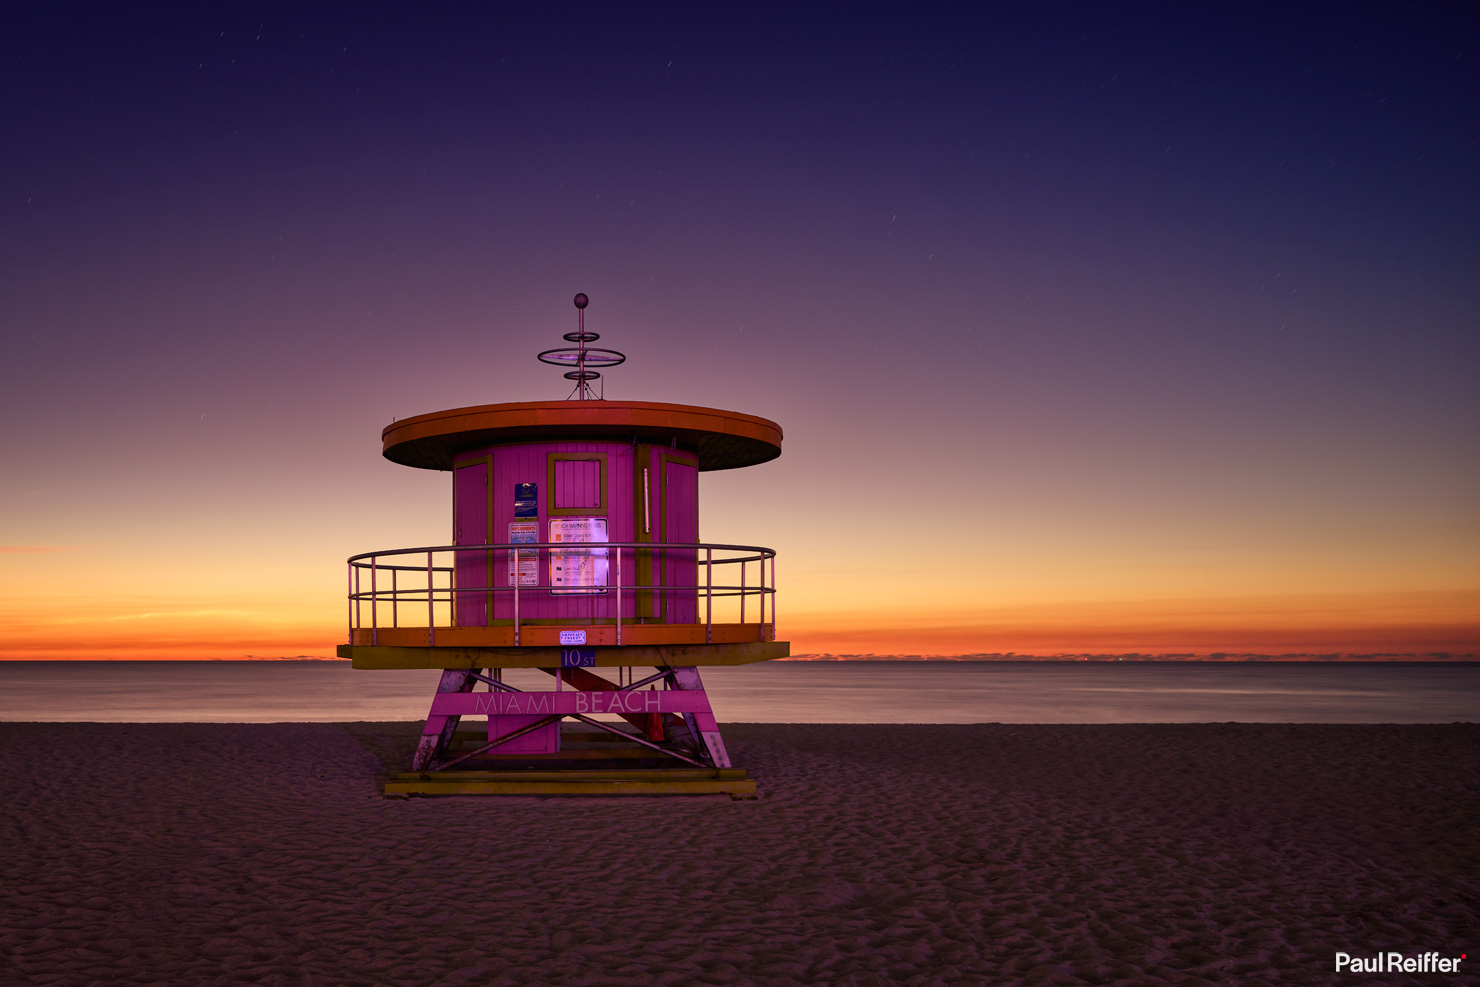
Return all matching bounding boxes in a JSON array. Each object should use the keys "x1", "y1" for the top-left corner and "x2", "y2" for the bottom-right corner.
[{"x1": 2, "y1": 3, "x2": 1476, "y2": 659}]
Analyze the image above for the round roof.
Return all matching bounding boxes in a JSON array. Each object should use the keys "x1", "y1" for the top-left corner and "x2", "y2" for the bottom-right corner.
[{"x1": 382, "y1": 400, "x2": 783, "y2": 472}]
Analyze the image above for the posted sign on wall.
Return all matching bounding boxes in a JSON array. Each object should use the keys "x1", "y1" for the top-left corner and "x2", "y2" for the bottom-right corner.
[
  {"x1": 549, "y1": 517, "x2": 608, "y2": 595},
  {"x1": 507, "y1": 520, "x2": 538, "y2": 587}
]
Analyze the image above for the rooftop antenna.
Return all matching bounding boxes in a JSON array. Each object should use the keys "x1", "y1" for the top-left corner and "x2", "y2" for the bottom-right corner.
[{"x1": 537, "y1": 292, "x2": 625, "y2": 400}]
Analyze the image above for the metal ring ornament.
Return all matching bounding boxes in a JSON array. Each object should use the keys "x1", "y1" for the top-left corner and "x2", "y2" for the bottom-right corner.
[{"x1": 537, "y1": 347, "x2": 627, "y2": 367}]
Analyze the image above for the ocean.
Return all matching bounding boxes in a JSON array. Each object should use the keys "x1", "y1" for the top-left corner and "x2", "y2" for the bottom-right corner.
[{"x1": 0, "y1": 660, "x2": 1475, "y2": 723}]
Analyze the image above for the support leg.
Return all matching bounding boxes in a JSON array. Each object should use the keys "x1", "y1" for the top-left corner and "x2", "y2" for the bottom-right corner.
[
  {"x1": 412, "y1": 668, "x2": 477, "y2": 770},
  {"x1": 668, "y1": 666, "x2": 731, "y2": 768}
]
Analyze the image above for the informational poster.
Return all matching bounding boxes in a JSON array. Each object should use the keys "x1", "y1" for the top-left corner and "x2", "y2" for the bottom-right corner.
[
  {"x1": 513, "y1": 483, "x2": 538, "y2": 518},
  {"x1": 507, "y1": 520, "x2": 539, "y2": 587},
  {"x1": 549, "y1": 517, "x2": 608, "y2": 595}
]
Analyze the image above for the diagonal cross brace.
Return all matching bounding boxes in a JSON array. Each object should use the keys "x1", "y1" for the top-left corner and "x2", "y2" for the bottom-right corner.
[
  {"x1": 412, "y1": 668, "x2": 477, "y2": 770},
  {"x1": 668, "y1": 666, "x2": 731, "y2": 768}
]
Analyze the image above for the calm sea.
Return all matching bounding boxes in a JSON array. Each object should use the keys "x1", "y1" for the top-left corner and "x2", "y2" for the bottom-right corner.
[{"x1": 0, "y1": 660, "x2": 1475, "y2": 723}]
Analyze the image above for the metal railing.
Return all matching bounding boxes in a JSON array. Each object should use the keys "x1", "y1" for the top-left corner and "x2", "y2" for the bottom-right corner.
[{"x1": 347, "y1": 541, "x2": 776, "y2": 647}]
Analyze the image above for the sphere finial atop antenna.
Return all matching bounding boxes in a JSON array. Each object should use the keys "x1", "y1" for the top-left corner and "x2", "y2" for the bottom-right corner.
[{"x1": 538, "y1": 293, "x2": 623, "y2": 400}]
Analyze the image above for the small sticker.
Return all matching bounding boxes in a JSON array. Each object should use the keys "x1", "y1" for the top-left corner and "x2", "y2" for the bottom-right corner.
[
  {"x1": 561, "y1": 648, "x2": 596, "y2": 667},
  {"x1": 559, "y1": 630, "x2": 587, "y2": 645}
]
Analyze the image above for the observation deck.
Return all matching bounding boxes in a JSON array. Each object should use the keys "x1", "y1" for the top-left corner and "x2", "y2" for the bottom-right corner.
[{"x1": 337, "y1": 540, "x2": 782, "y2": 669}]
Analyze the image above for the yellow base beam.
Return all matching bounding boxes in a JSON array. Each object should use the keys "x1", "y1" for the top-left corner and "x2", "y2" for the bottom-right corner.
[{"x1": 384, "y1": 767, "x2": 757, "y2": 798}]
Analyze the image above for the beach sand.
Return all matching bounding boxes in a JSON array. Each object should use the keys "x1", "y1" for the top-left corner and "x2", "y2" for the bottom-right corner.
[{"x1": 2, "y1": 722, "x2": 1475, "y2": 986}]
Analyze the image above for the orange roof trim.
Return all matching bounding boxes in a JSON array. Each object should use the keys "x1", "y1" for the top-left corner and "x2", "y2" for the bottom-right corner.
[{"x1": 382, "y1": 400, "x2": 783, "y2": 472}]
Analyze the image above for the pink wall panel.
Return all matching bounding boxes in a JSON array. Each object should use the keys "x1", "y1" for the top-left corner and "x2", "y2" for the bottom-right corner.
[
  {"x1": 663, "y1": 460, "x2": 698, "y2": 624},
  {"x1": 453, "y1": 462, "x2": 489, "y2": 627}
]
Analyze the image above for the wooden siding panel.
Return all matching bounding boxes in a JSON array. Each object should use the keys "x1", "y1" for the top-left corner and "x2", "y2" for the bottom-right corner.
[
  {"x1": 453, "y1": 462, "x2": 489, "y2": 627},
  {"x1": 664, "y1": 460, "x2": 698, "y2": 624},
  {"x1": 554, "y1": 459, "x2": 601, "y2": 508}
]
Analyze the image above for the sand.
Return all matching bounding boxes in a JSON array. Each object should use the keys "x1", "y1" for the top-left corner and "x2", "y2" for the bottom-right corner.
[{"x1": 1, "y1": 722, "x2": 1476, "y2": 986}]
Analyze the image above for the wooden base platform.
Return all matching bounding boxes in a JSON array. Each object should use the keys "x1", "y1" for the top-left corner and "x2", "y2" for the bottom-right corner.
[{"x1": 384, "y1": 767, "x2": 757, "y2": 798}]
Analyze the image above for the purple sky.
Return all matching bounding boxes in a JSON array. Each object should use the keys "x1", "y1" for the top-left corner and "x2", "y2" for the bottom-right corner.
[{"x1": 2, "y1": 4, "x2": 1476, "y2": 657}]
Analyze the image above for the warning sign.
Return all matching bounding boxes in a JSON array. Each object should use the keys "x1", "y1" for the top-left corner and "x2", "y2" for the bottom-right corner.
[
  {"x1": 550, "y1": 517, "x2": 608, "y2": 595},
  {"x1": 507, "y1": 521, "x2": 538, "y2": 587}
]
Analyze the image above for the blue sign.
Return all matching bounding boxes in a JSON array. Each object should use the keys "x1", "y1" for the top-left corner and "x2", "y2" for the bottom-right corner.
[
  {"x1": 514, "y1": 482, "x2": 538, "y2": 518},
  {"x1": 561, "y1": 648, "x2": 596, "y2": 668}
]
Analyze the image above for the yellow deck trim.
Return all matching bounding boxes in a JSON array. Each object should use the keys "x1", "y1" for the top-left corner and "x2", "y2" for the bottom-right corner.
[
  {"x1": 349, "y1": 623, "x2": 773, "y2": 649},
  {"x1": 339, "y1": 639, "x2": 788, "y2": 669}
]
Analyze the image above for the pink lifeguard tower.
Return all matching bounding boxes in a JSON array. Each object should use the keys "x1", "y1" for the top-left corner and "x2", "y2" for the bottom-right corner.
[{"x1": 338, "y1": 294, "x2": 786, "y2": 796}]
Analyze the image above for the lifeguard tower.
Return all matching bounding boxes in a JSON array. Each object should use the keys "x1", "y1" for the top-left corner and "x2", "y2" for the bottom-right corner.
[{"x1": 337, "y1": 294, "x2": 786, "y2": 796}]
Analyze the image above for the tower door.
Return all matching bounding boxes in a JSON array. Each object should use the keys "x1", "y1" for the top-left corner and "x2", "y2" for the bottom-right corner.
[
  {"x1": 453, "y1": 461, "x2": 489, "y2": 627},
  {"x1": 662, "y1": 460, "x2": 697, "y2": 624}
]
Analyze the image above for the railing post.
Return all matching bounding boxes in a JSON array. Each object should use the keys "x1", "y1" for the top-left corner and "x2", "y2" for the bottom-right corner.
[
  {"x1": 705, "y1": 546, "x2": 712, "y2": 644},
  {"x1": 353, "y1": 563, "x2": 361, "y2": 641},
  {"x1": 370, "y1": 556, "x2": 379, "y2": 646},
  {"x1": 427, "y1": 551, "x2": 435, "y2": 647},
  {"x1": 759, "y1": 552, "x2": 766, "y2": 635},
  {"x1": 514, "y1": 547, "x2": 521, "y2": 647},
  {"x1": 740, "y1": 558, "x2": 746, "y2": 628},
  {"x1": 347, "y1": 563, "x2": 353, "y2": 644},
  {"x1": 770, "y1": 554, "x2": 776, "y2": 642},
  {"x1": 615, "y1": 545, "x2": 622, "y2": 646}
]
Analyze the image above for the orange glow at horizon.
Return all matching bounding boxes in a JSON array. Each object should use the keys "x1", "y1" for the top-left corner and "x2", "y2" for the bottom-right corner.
[
  {"x1": 3, "y1": 588, "x2": 1473, "y2": 661},
  {"x1": 0, "y1": 599, "x2": 338, "y2": 661},
  {"x1": 782, "y1": 590, "x2": 1480, "y2": 656},
  {"x1": 782, "y1": 621, "x2": 1479, "y2": 658}
]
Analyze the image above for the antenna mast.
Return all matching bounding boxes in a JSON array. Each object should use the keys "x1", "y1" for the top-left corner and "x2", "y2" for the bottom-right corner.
[{"x1": 537, "y1": 293, "x2": 626, "y2": 400}]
